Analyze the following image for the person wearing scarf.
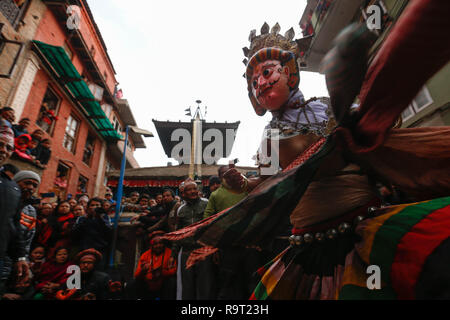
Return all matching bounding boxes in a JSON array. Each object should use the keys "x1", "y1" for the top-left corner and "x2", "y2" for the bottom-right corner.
[{"x1": 131, "y1": 231, "x2": 176, "y2": 300}]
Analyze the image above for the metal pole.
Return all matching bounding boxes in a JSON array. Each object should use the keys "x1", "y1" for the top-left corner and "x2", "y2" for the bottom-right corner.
[{"x1": 109, "y1": 125, "x2": 129, "y2": 268}]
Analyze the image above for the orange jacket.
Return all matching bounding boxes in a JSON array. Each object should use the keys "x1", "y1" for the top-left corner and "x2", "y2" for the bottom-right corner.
[{"x1": 134, "y1": 247, "x2": 176, "y2": 291}]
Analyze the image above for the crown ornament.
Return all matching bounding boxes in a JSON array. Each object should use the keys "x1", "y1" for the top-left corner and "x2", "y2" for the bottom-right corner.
[{"x1": 242, "y1": 22, "x2": 298, "y2": 66}]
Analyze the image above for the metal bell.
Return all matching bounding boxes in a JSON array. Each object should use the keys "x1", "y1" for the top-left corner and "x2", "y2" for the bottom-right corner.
[
  {"x1": 315, "y1": 232, "x2": 325, "y2": 242},
  {"x1": 326, "y1": 228, "x2": 338, "y2": 240},
  {"x1": 303, "y1": 233, "x2": 313, "y2": 243},
  {"x1": 338, "y1": 222, "x2": 351, "y2": 234},
  {"x1": 294, "y1": 235, "x2": 303, "y2": 246},
  {"x1": 289, "y1": 235, "x2": 296, "y2": 246}
]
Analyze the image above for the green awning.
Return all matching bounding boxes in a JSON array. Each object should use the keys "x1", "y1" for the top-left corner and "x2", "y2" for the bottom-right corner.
[{"x1": 31, "y1": 40, "x2": 122, "y2": 140}]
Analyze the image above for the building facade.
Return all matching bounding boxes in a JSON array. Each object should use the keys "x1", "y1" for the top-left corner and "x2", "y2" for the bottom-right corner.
[
  {"x1": 0, "y1": 0, "x2": 143, "y2": 199},
  {"x1": 298, "y1": 0, "x2": 450, "y2": 128}
]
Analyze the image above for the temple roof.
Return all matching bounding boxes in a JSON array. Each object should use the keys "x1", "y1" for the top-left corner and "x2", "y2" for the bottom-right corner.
[{"x1": 152, "y1": 119, "x2": 240, "y2": 163}]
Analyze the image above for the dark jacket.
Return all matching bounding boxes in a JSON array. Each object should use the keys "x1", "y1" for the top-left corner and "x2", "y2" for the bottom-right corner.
[
  {"x1": 80, "y1": 270, "x2": 111, "y2": 300},
  {"x1": 172, "y1": 198, "x2": 208, "y2": 254},
  {"x1": 72, "y1": 214, "x2": 112, "y2": 252},
  {"x1": 0, "y1": 169, "x2": 26, "y2": 279}
]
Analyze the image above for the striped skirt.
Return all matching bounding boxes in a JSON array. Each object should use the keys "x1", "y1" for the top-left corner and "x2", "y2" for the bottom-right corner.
[{"x1": 251, "y1": 196, "x2": 450, "y2": 300}]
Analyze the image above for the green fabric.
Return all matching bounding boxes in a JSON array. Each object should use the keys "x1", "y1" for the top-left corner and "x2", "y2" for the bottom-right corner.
[
  {"x1": 370, "y1": 197, "x2": 450, "y2": 285},
  {"x1": 203, "y1": 186, "x2": 247, "y2": 219},
  {"x1": 31, "y1": 40, "x2": 122, "y2": 141}
]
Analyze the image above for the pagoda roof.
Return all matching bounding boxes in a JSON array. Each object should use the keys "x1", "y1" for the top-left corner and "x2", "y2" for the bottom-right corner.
[{"x1": 152, "y1": 119, "x2": 240, "y2": 163}]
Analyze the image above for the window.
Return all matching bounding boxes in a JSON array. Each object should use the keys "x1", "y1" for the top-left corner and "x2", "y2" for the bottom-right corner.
[
  {"x1": 0, "y1": 0, "x2": 30, "y2": 29},
  {"x1": 36, "y1": 86, "x2": 60, "y2": 135},
  {"x1": 82, "y1": 133, "x2": 95, "y2": 165},
  {"x1": 112, "y1": 115, "x2": 122, "y2": 134},
  {"x1": 77, "y1": 175, "x2": 88, "y2": 195},
  {"x1": 63, "y1": 115, "x2": 79, "y2": 152},
  {"x1": 402, "y1": 86, "x2": 433, "y2": 121},
  {"x1": 54, "y1": 162, "x2": 70, "y2": 199},
  {"x1": 88, "y1": 82, "x2": 104, "y2": 101},
  {"x1": 101, "y1": 103, "x2": 112, "y2": 118}
]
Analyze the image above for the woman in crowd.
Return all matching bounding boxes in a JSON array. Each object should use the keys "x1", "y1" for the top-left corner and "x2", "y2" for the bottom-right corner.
[
  {"x1": 52, "y1": 201, "x2": 76, "y2": 258},
  {"x1": 33, "y1": 247, "x2": 72, "y2": 300}
]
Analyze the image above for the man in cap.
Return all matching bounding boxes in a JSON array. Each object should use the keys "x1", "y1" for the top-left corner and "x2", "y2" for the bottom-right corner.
[
  {"x1": 13, "y1": 170, "x2": 41, "y2": 257},
  {"x1": 0, "y1": 126, "x2": 29, "y2": 297}
]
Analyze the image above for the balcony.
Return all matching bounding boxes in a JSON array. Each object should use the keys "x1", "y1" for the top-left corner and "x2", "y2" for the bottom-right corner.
[{"x1": 298, "y1": 0, "x2": 361, "y2": 73}]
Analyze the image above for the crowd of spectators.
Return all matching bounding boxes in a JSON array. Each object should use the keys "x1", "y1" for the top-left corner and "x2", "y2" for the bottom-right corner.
[
  {"x1": 1, "y1": 117, "x2": 274, "y2": 300},
  {"x1": 1, "y1": 107, "x2": 52, "y2": 169}
]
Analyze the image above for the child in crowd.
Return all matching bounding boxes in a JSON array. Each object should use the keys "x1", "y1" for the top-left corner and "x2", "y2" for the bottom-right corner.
[
  {"x1": 13, "y1": 134, "x2": 33, "y2": 161},
  {"x1": 12, "y1": 117, "x2": 30, "y2": 137},
  {"x1": 33, "y1": 247, "x2": 72, "y2": 300},
  {"x1": 29, "y1": 245, "x2": 46, "y2": 277}
]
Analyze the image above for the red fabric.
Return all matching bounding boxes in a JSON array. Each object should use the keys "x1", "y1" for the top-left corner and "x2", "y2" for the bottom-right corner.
[
  {"x1": 34, "y1": 261, "x2": 72, "y2": 291},
  {"x1": 282, "y1": 138, "x2": 326, "y2": 172},
  {"x1": 107, "y1": 179, "x2": 210, "y2": 188},
  {"x1": 186, "y1": 246, "x2": 218, "y2": 269},
  {"x1": 35, "y1": 219, "x2": 54, "y2": 247},
  {"x1": 335, "y1": 0, "x2": 450, "y2": 153},
  {"x1": 391, "y1": 205, "x2": 450, "y2": 299}
]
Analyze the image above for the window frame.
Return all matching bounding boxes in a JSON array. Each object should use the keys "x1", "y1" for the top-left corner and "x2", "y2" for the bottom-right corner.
[
  {"x1": 36, "y1": 85, "x2": 61, "y2": 136},
  {"x1": 63, "y1": 114, "x2": 80, "y2": 153}
]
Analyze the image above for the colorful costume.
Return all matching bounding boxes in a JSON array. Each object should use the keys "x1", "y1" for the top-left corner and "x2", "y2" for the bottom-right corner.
[{"x1": 162, "y1": 0, "x2": 450, "y2": 299}]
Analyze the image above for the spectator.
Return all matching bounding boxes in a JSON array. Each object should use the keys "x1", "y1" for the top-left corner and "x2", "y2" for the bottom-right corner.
[
  {"x1": 129, "y1": 231, "x2": 177, "y2": 300},
  {"x1": 72, "y1": 204, "x2": 85, "y2": 218},
  {"x1": 13, "y1": 170, "x2": 42, "y2": 257},
  {"x1": 104, "y1": 192, "x2": 116, "y2": 205},
  {"x1": 173, "y1": 181, "x2": 216, "y2": 300},
  {"x1": 155, "y1": 193, "x2": 163, "y2": 206},
  {"x1": 208, "y1": 176, "x2": 221, "y2": 197},
  {"x1": 0, "y1": 107, "x2": 15, "y2": 128},
  {"x1": 144, "y1": 189, "x2": 177, "y2": 234},
  {"x1": 68, "y1": 198, "x2": 78, "y2": 210},
  {"x1": 71, "y1": 249, "x2": 117, "y2": 300},
  {"x1": 2, "y1": 163, "x2": 19, "y2": 179},
  {"x1": 168, "y1": 183, "x2": 185, "y2": 232},
  {"x1": 1, "y1": 269, "x2": 35, "y2": 300},
  {"x1": 14, "y1": 133, "x2": 33, "y2": 161},
  {"x1": 51, "y1": 201, "x2": 76, "y2": 258},
  {"x1": 33, "y1": 202, "x2": 57, "y2": 250},
  {"x1": 26, "y1": 137, "x2": 39, "y2": 158},
  {"x1": 34, "y1": 138, "x2": 52, "y2": 169},
  {"x1": 30, "y1": 129, "x2": 44, "y2": 143},
  {"x1": 203, "y1": 165, "x2": 262, "y2": 300},
  {"x1": 149, "y1": 198, "x2": 157, "y2": 207},
  {"x1": 0, "y1": 125, "x2": 30, "y2": 297},
  {"x1": 78, "y1": 195, "x2": 89, "y2": 209},
  {"x1": 12, "y1": 117, "x2": 30, "y2": 137},
  {"x1": 72, "y1": 198, "x2": 113, "y2": 270},
  {"x1": 29, "y1": 245, "x2": 46, "y2": 277},
  {"x1": 33, "y1": 246, "x2": 71, "y2": 300}
]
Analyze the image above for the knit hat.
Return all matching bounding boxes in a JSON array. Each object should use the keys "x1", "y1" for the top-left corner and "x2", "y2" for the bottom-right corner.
[
  {"x1": 0, "y1": 125, "x2": 14, "y2": 147},
  {"x1": 75, "y1": 248, "x2": 102, "y2": 263},
  {"x1": 13, "y1": 170, "x2": 41, "y2": 184}
]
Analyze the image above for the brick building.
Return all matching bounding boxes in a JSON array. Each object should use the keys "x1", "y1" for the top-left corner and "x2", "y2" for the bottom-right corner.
[{"x1": 0, "y1": 0, "x2": 144, "y2": 199}]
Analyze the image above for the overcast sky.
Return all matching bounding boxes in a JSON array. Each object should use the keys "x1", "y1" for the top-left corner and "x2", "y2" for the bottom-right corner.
[{"x1": 87, "y1": 0, "x2": 329, "y2": 168}]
